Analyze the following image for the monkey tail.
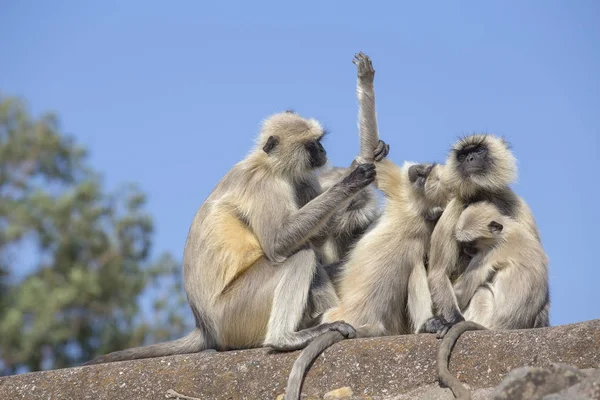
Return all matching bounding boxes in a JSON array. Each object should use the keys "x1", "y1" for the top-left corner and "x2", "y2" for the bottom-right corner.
[
  {"x1": 437, "y1": 321, "x2": 487, "y2": 400},
  {"x1": 285, "y1": 331, "x2": 345, "y2": 400},
  {"x1": 83, "y1": 328, "x2": 208, "y2": 366}
]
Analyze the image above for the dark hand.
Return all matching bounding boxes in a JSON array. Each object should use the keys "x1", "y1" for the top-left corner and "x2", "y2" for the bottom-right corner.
[
  {"x1": 373, "y1": 139, "x2": 390, "y2": 162},
  {"x1": 342, "y1": 163, "x2": 376, "y2": 191},
  {"x1": 425, "y1": 206, "x2": 445, "y2": 222},
  {"x1": 420, "y1": 316, "x2": 458, "y2": 339},
  {"x1": 353, "y1": 51, "x2": 375, "y2": 83}
]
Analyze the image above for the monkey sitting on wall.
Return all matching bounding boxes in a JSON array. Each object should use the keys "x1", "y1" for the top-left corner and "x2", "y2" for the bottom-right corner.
[
  {"x1": 436, "y1": 201, "x2": 549, "y2": 400},
  {"x1": 85, "y1": 111, "x2": 378, "y2": 365},
  {"x1": 281, "y1": 52, "x2": 454, "y2": 400},
  {"x1": 422, "y1": 133, "x2": 544, "y2": 337}
]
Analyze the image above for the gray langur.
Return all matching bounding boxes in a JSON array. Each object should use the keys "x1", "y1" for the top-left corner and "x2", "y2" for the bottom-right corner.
[
  {"x1": 282, "y1": 52, "x2": 453, "y2": 400},
  {"x1": 84, "y1": 111, "x2": 377, "y2": 365},
  {"x1": 421, "y1": 133, "x2": 543, "y2": 337},
  {"x1": 437, "y1": 201, "x2": 549, "y2": 400}
]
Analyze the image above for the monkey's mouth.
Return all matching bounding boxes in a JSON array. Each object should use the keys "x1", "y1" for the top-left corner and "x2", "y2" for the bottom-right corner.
[
  {"x1": 310, "y1": 156, "x2": 327, "y2": 169},
  {"x1": 460, "y1": 165, "x2": 486, "y2": 177}
]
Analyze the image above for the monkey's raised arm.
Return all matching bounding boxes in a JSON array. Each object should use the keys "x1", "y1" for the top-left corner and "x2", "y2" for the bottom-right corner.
[
  {"x1": 427, "y1": 200, "x2": 465, "y2": 324},
  {"x1": 255, "y1": 164, "x2": 376, "y2": 263},
  {"x1": 353, "y1": 52, "x2": 380, "y2": 164}
]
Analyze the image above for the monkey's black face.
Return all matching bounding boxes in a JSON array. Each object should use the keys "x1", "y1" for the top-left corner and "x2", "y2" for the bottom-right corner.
[
  {"x1": 456, "y1": 144, "x2": 489, "y2": 176},
  {"x1": 305, "y1": 139, "x2": 327, "y2": 168},
  {"x1": 408, "y1": 164, "x2": 434, "y2": 189}
]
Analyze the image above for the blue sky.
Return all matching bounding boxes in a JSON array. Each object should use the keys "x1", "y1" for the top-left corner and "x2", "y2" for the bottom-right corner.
[{"x1": 1, "y1": 1, "x2": 599, "y2": 327}]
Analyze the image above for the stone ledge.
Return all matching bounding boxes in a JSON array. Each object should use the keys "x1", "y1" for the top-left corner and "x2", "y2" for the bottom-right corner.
[{"x1": 1, "y1": 319, "x2": 599, "y2": 399}]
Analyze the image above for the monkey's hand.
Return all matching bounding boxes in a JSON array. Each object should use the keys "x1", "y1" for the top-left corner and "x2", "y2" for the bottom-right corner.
[
  {"x1": 373, "y1": 139, "x2": 390, "y2": 162},
  {"x1": 425, "y1": 206, "x2": 445, "y2": 222},
  {"x1": 419, "y1": 316, "x2": 461, "y2": 339},
  {"x1": 353, "y1": 51, "x2": 375, "y2": 84},
  {"x1": 341, "y1": 163, "x2": 376, "y2": 192}
]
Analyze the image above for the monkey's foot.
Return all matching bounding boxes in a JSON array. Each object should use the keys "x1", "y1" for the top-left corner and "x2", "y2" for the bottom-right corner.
[
  {"x1": 353, "y1": 51, "x2": 375, "y2": 82},
  {"x1": 420, "y1": 316, "x2": 455, "y2": 338},
  {"x1": 326, "y1": 320, "x2": 357, "y2": 339},
  {"x1": 165, "y1": 388, "x2": 202, "y2": 400},
  {"x1": 265, "y1": 321, "x2": 356, "y2": 352},
  {"x1": 373, "y1": 140, "x2": 390, "y2": 162}
]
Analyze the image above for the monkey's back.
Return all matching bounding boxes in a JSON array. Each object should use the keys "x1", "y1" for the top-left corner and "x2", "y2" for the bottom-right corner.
[
  {"x1": 183, "y1": 165, "x2": 266, "y2": 304},
  {"x1": 333, "y1": 197, "x2": 431, "y2": 335}
]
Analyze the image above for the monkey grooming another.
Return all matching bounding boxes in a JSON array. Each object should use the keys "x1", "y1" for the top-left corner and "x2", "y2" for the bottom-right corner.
[
  {"x1": 85, "y1": 111, "x2": 377, "y2": 365},
  {"x1": 437, "y1": 201, "x2": 549, "y2": 400},
  {"x1": 282, "y1": 52, "x2": 452, "y2": 400}
]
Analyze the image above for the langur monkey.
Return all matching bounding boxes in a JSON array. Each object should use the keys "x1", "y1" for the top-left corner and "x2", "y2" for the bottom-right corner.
[
  {"x1": 422, "y1": 133, "x2": 543, "y2": 337},
  {"x1": 282, "y1": 52, "x2": 453, "y2": 400},
  {"x1": 85, "y1": 111, "x2": 378, "y2": 365},
  {"x1": 437, "y1": 201, "x2": 549, "y2": 400}
]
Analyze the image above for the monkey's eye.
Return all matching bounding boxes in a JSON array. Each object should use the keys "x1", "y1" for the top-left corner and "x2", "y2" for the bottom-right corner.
[
  {"x1": 476, "y1": 147, "x2": 487, "y2": 156},
  {"x1": 457, "y1": 153, "x2": 466, "y2": 162}
]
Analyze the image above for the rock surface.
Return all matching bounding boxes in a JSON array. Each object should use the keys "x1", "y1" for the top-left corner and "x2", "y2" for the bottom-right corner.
[{"x1": 0, "y1": 319, "x2": 599, "y2": 399}]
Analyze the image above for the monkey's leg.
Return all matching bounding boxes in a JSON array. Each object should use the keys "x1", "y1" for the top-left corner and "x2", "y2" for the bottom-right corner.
[
  {"x1": 407, "y1": 262, "x2": 434, "y2": 334},
  {"x1": 264, "y1": 249, "x2": 355, "y2": 351},
  {"x1": 461, "y1": 287, "x2": 494, "y2": 329},
  {"x1": 426, "y1": 199, "x2": 466, "y2": 330},
  {"x1": 301, "y1": 265, "x2": 341, "y2": 328}
]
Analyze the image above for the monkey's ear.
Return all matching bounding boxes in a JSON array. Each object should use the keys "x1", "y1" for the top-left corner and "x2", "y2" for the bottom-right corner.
[
  {"x1": 263, "y1": 135, "x2": 280, "y2": 154},
  {"x1": 488, "y1": 221, "x2": 503, "y2": 234}
]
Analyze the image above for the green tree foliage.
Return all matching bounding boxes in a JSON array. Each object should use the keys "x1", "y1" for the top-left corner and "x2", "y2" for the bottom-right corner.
[{"x1": 0, "y1": 95, "x2": 188, "y2": 375}]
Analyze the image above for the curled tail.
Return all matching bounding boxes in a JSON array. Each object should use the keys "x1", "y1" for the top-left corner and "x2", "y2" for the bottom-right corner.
[
  {"x1": 84, "y1": 328, "x2": 207, "y2": 365},
  {"x1": 285, "y1": 331, "x2": 345, "y2": 400},
  {"x1": 437, "y1": 321, "x2": 487, "y2": 400}
]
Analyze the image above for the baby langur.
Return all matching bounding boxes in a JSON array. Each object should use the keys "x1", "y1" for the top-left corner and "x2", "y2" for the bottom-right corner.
[
  {"x1": 282, "y1": 52, "x2": 452, "y2": 400},
  {"x1": 437, "y1": 201, "x2": 549, "y2": 400},
  {"x1": 314, "y1": 164, "x2": 381, "y2": 267},
  {"x1": 422, "y1": 133, "x2": 543, "y2": 337},
  {"x1": 313, "y1": 149, "x2": 385, "y2": 290},
  {"x1": 85, "y1": 111, "x2": 377, "y2": 365}
]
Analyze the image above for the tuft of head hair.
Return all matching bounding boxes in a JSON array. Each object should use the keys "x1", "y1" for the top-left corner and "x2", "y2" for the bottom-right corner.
[
  {"x1": 455, "y1": 201, "x2": 505, "y2": 243},
  {"x1": 424, "y1": 163, "x2": 453, "y2": 208},
  {"x1": 252, "y1": 111, "x2": 326, "y2": 176},
  {"x1": 445, "y1": 134, "x2": 517, "y2": 197},
  {"x1": 401, "y1": 161, "x2": 452, "y2": 209}
]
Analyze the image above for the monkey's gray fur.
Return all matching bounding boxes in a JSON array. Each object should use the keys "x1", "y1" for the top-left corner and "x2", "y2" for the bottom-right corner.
[{"x1": 84, "y1": 111, "x2": 379, "y2": 365}]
